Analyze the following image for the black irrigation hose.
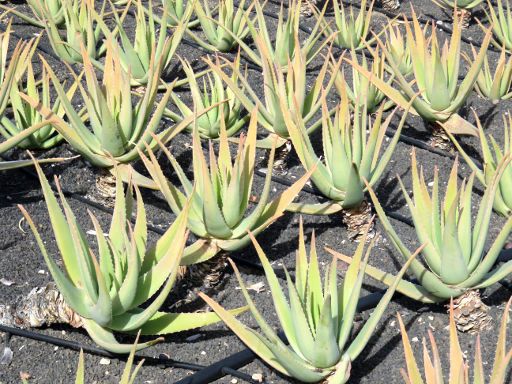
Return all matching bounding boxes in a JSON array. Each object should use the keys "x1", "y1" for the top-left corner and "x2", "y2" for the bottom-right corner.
[
  {"x1": 0, "y1": 324, "x2": 205, "y2": 371},
  {"x1": 0, "y1": 325, "x2": 264, "y2": 383},
  {"x1": 174, "y1": 346, "x2": 261, "y2": 384}
]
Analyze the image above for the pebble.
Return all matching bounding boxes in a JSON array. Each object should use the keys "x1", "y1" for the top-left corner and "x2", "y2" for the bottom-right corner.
[{"x1": 99, "y1": 358, "x2": 111, "y2": 365}]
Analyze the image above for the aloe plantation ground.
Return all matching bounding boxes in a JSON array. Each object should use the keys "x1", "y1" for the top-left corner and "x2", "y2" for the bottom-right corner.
[{"x1": 0, "y1": 0, "x2": 512, "y2": 383}]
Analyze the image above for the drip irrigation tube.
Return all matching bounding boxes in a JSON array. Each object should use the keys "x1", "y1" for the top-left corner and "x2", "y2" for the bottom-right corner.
[
  {"x1": 0, "y1": 324, "x2": 205, "y2": 370},
  {"x1": 0, "y1": 325, "x2": 263, "y2": 383}
]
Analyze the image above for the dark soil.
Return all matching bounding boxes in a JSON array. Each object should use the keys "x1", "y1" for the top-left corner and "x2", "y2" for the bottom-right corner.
[{"x1": 0, "y1": 0, "x2": 511, "y2": 383}]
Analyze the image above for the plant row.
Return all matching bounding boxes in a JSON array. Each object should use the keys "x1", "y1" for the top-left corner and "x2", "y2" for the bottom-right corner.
[{"x1": 0, "y1": 0, "x2": 511, "y2": 383}]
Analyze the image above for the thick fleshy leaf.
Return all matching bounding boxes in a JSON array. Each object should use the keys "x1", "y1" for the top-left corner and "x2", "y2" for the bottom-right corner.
[{"x1": 82, "y1": 319, "x2": 163, "y2": 354}]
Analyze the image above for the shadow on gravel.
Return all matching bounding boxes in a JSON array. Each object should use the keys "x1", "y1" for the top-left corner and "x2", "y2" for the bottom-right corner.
[
  {"x1": 350, "y1": 311, "x2": 421, "y2": 383},
  {"x1": 374, "y1": 169, "x2": 407, "y2": 213}
]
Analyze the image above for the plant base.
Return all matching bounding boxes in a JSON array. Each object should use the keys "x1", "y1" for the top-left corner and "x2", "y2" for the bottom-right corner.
[
  {"x1": 300, "y1": 0, "x2": 320, "y2": 17},
  {"x1": 0, "y1": 283, "x2": 82, "y2": 329},
  {"x1": 451, "y1": 290, "x2": 492, "y2": 334},
  {"x1": 272, "y1": 140, "x2": 292, "y2": 176},
  {"x1": 380, "y1": 0, "x2": 400, "y2": 11},
  {"x1": 428, "y1": 123, "x2": 455, "y2": 152},
  {"x1": 341, "y1": 200, "x2": 375, "y2": 242},
  {"x1": 89, "y1": 168, "x2": 117, "y2": 207},
  {"x1": 455, "y1": 8, "x2": 471, "y2": 29},
  {"x1": 177, "y1": 252, "x2": 229, "y2": 291}
]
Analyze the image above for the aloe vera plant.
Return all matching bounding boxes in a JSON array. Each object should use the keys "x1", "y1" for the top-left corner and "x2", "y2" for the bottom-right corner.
[
  {"x1": 483, "y1": 0, "x2": 512, "y2": 50},
  {"x1": 0, "y1": 126, "x2": 70, "y2": 170},
  {"x1": 348, "y1": 8, "x2": 492, "y2": 135},
  {"x1": 469, "y1": 45, "x2": 512, "y2": 102},
  {"x1": 233, "y1": 0, "x2": 328, "y2": 69},
  {"x1": 164, "y1": 55, "x2": 249, "y2": 139},
  {"x1": 399, "y1": 298, "x2": 512, "y2": 384},
  {"x1": 187, "y1": 0, "x2": 254, "y2": 52},
  {"x1": 317, "y1": 0, "x2": 375, "y2": 50},
  {"x1": 0, "y1": 19, "x2": 39, "y2": 96},
  {"x1": 446, "y1": 112, "x2": 512, "y2": 217},
  {"x1": 19, "y1": 160, "x2": 237, "y2": 353},
  {"x1": 102, "y1": 0, "x2": 191, "y2": 85},
  {"x1": 0, "y1": 62, "x2": 69, "y2": 150},
  {"x1": 20, "y1": 40, "x2": 189, "y2": 186},
  {"x1": 383, "y1": 23, "x2": 412, "y2": 77},
  {"x1": 200, "y1": 220, "x2": 421, "y2": 383},
  {"x1": 335, "y1": 48, "x2": 395, "y2": 113},
  {"x1": 0, "y1": 0, "x2": 66, "y2": 28},
  {"x1": 43, "y1": 0, "x2": 107, "y2": 64},
  {"x1": 338, "y1": 150, "x2": 512, "y2": 304},
  {"x1": 207, "y1": 38, "x2": 341, "y2": 148},
  {"x1": 0, "y1": 24, "x2": 68, "y2": 167},
  {"x1": 281, "y1": 87, "x2": 409, "y2": 214},
  {"x1": 153, "y1": 0, "x2": 198, "y2": 28},
  {"x1": 140, "y1": 111, "x2": 313, "y2": 264}
]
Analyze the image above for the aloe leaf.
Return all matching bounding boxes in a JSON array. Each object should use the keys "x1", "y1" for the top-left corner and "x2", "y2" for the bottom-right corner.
[
  {"x1": 247, "y1": 231, "x2": 302, "y2": 356},
  {"x1": 133, "y1": 206, "x2": 188, "y2": 303},
  {"x1": 180, "y1": 239, "x2": 221, "y2": 265},
  {"x1": 19, "y1": 204, "x2": 93, "y2": 318},
  {"x1": 328, "y1": 249, "x2": 440, "y2": 304},
  {"x1": 312, "y1": 296, "x2": 342, "y2": 368},
  {"x1": 397, "y1": 313, "x2": 424, "y2": 384},
  {"x1": 199, "y1": 292, "x2": 304, "y2": 378},
  {"x1": 137, "y1": 307, "x2": 246, "y2": 335},
  {"x1": 286, "y1": 202, "x2": 343, "y2": 215},
  {"x1": 82, "y1": 319, "x2": 162, "y2": 353},
  {"x1": 366, "y1": 182, "x2": 459, "y2": 299},
  {"x1": 346, "y1": 244, "x2": 425, "y2": 360},
  {"x1": 439, "y1": 202, "x2": 469, "y2": 285}
]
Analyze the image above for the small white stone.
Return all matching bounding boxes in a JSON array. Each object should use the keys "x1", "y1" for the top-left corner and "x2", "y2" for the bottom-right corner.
[
  {"x1": 99, "y1": 358, "x2": 111, "y2": 365},
  {"x1": 411, "y1": 337, "x2": 419, "y2": 343},
  {"x1": 200, "y1": 351, "x2": 206, "y2": 356}
]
